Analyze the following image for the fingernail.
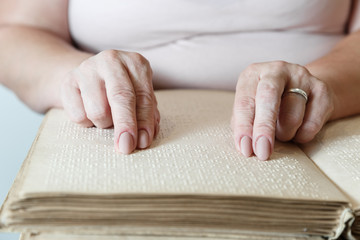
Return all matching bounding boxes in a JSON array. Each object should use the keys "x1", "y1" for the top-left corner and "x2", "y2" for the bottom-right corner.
[
  {"x1": 119, "y1": 132, "x2": 134, "y2": 154},
  {"x1": 240, "y1": 136, "x2": 253, "y2": 157},
  {"x1": 137, "y1": 129, "x2": 149, "y2": 149},
  {"x1": 255, "y1": 136, "x2": 271, "y2": 161}
]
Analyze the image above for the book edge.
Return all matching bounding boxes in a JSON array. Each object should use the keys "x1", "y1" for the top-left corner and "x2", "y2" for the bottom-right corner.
[
  {"x1": 0, "y1": 109, "x2": 53, "y2": 231},
  {"x1": 299, "y1": 138, "x2": 359, "y2": 239}
]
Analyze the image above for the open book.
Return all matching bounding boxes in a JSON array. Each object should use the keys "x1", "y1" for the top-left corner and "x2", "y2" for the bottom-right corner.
[{"x1": 0, "y1": 90, "x2": 359, "y2": 240}]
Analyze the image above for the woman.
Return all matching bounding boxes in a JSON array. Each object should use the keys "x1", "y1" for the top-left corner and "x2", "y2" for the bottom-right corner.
[{"x1": 0, "y1": 0, "x2": 360, "y2": 160}]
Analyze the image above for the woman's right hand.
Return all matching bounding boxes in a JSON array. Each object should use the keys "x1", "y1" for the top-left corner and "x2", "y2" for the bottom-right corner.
[{"x1": 60, "y1": 50, "x2": 160, "y2": 154}]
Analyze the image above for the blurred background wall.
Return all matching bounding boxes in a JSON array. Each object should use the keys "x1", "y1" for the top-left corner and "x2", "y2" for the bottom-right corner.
[{"x1": 0, "y1": 85, "x2": 43, "y2": 240}]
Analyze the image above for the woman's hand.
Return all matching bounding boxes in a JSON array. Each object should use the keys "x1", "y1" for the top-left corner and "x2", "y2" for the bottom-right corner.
[
  {"x1": 61, "y1": 50, "x2": 160, "y2": 154},
  {"x1": 231, "y1": 61, "x2": 335, "y2": 160}
]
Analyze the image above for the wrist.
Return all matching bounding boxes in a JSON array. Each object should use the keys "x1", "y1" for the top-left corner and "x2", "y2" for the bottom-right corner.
[
  {"x1": 25, "y1": 51, "x2": 93, "y2": 113},
  {"x1": 46, "y1": 51, "x2": 94, "y2": 112}
]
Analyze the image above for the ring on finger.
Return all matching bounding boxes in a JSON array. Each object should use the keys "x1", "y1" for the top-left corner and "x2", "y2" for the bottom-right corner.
[{"x1": 286, "y1": 88, "x2": 308, "y2": 102}]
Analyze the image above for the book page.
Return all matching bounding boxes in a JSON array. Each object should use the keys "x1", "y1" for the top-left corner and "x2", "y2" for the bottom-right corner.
[
  {"x1": 16, "y1": 90, "x2": 347, "y2": 202},
  {"x1": 301, "y1": 115, "x2": 360, "y2": 210}
]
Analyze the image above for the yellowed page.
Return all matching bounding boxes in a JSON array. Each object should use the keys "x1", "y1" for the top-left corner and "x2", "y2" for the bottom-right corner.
[
  {"x1": 14, "y1": 90, "x2": 346, "y2": 202},
  {"x1": 0, "y1": 90, "x2": 354, "y2": 239},
  {"x1": 301, "y1": 115, "x2": 360, "y2": 209},
  {"x1": 301, "y1": 115, "x2": 360, "y2": 239}
]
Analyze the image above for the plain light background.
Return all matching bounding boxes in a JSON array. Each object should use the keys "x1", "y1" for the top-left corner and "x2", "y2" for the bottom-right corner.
[{"x1": 0, "y1": 85, "x2": 43, "y2": 240}]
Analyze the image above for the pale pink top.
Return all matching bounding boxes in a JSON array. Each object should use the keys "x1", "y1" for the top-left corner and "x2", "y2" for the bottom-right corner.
[{"x1": 68, "y1": 0, "x2": 357, "y2": 90}]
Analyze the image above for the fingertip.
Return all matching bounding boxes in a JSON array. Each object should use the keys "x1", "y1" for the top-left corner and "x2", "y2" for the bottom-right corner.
[
  {"x1": 294, "y1": 121, "x2": 321, "y2": 143},
  {"x1": 118, "y1": 132, "x2": 135, "y2": 154},
  {"x1": 68, "y1": 111, "x2": 94, "y2": 128},
  {"x1": 240, "y1": 136, "x2": 253, "y2": 157},
  {"x1": 293, "y1": 133, "x2": 315, "y2": 144},
  {"x1": 275, "y1": 127, "x2": 292, "y2": 142},
  {"x1": 137, "y1": 129, "x2": 149, "y2": 149},
  {"x1": 254, "y1": 136, "x2": 271, "y2": 161},
  {"x1": 80, "y1": 120, "x2": 94, "y2": 128}
]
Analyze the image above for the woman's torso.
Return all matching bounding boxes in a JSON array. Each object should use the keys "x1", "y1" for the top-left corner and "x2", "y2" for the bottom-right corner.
[{"x1": 69, "y1": 0, "x2": 351, "y2": 90}]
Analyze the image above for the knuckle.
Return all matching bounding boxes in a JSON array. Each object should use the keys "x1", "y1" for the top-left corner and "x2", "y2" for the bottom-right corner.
[
  {"x1": 237, "y1": 63, "x2": 260, "y2": 86},
  {"x1": 137, "y1": 119, "x2": 154, "y2": 130},
  {"x1": 100, "y1": 49, "x2": 119, "y2": 60},
  {"x1": 234, "y1": 96, "x2": 255, "y2": 113},
  {"x1": 295, "y1": 131, "x2": 314, "y2": 144},
  {"x1": 272, "y1": 60, "x2": 287, "y2": 66},
  {"x1": 276, "y1": 128, "x2": 293, "y2": 142},
  {"x1": 239, "y1": 63, "x2": 260, "y2": 81},
  {"x1": 302, "y1": 120, "x2": 322, "y2": 136},
  {"x1": 257, "y1": 81, "x2": 278, "y2": 99},
  {"x1": 77, "y1": 61, "x2": 97, "y2": 79},
  {"x1": 269, "y1": 60, "x2": 288, "y2": 71},
  {"x1": 126, "y1": 52, "x2": 152, "y2": 79},
  {"x1": 128, "y1": 52, "x2": 149, "y2": 66},
  {"x1": 109, "y1": 87, "x2": 136, "y2": 103},
  {"x1": 234, "y1": 122, "x2": 253, "y2": 131},
  {"x1": 136, "y1": 91, "x2": 154, "y2": 108},
  {"x1": 98, "y1": 50, "x2": 122, "y2": 67},
  {"x1": 136, "y1": 97, "x2": 155, "y2": 127},
  {"x1": 86, "y1": 107, "x2": 110, "y2": 122},
  {"x1": 244, "y1": 63, "x2": 260, "y2": 74},
  {"x1": 294, "y1": 65, "x2": 310, "y2": 78},
  {"x1": 116, "y1": 120, "x2": 137, "y2": 132},
  {"x1": 280, "y1": 112, "x2": 303, "y2": 128},
  {"x1": 248, "y1": 62, "x2": 259, "y2": 69},
  {"x1": 260, "y1": 81, "x2": 278, "y2": 92},
  {"x1": 78, "y1": 59, "x2": 92, "y2": 70},
  {"x1": 257, "y1": 61, "x2": 288, "y2": 78},
  {"x1": 112, "y1": 102, "x2": 136, "y2": 125},
  {"x1": 255, "y1": 120, "x2": 276, "y2": 134},
  {"x1": 276, "y1": 132, "x2": 293, "y2": 142},
  {"x1": 70, "y1": 111, "x2": 88, "y2": 125}
]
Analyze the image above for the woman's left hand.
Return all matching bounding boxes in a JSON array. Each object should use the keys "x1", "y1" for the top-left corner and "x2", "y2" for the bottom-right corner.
[{"x1": 231, "y1": 61, "x2": 335, "y2": 160}]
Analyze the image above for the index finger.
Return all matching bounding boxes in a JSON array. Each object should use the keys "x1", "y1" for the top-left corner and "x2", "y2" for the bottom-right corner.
[
  {"x1": 252, "y1": 73, "x2": 286, "y2": 160},
  {"x1": 102, "y1": 63, "x2": 138, "y2": 154},
  {"x1": 232, "y1": 65, "x2": 259, "y2": 157}
]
